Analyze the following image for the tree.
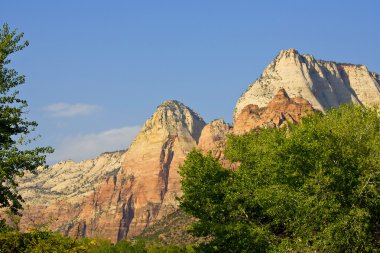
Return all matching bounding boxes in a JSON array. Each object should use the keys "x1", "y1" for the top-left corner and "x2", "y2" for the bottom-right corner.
[
  {"x1": 0, "y1": 24, "x2": 53, "y2": 215},
  {"x1": 179, "y1": 105, "x2": 380, "y2": 252}
]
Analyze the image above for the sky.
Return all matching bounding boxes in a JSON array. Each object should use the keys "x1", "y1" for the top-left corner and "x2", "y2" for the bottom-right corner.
[{"x1": 2, "y1": 1, "x2": 380, "y2": 164}]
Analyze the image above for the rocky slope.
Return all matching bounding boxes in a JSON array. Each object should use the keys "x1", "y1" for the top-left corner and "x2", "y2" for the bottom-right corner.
[
  {"x1": 18, "y1": 151, "x2": 126, "y2": 206},
  {"x1": 234, "y1": 88, "x2": 314, "y2": 134},
  {"x1": 19, "y1": 100, "x2": 205, "y2": 242},
  {"x1": 235, "y1": 48, "x2": 380, "y2": 120},
  {"x1": 198, "y1": 119, "x2": 232, "y2": 159}
]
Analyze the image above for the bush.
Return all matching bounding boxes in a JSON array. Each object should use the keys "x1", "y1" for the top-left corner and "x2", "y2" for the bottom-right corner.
[
  {"x1": 0, "y1": 230, "x2": 88, "y2": 253},
  {"x1": 0, "y1": 229, "x2": 195, "y2": 253}
]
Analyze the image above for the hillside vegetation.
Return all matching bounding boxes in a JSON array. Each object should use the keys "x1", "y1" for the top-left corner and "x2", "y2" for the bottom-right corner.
[{"x1": 180, "y1": 105, "x2": 380, "y2": 252}]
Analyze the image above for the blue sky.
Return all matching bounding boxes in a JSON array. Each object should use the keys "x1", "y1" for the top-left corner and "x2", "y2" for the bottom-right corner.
[{"x1": 2, "y1": 1, "x2": 380, "y2": 163}]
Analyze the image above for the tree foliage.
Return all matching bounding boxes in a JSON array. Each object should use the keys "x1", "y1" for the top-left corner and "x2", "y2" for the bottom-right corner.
[
  {"x1": 179, "y1": 105, "x2": 380, "y2": 252},
  {"x1": 0, "y1": 24, "x2": 53, "y2": 214},
  {"x1": 0, "y1": 229, "x2": 196, "y2": 253}
]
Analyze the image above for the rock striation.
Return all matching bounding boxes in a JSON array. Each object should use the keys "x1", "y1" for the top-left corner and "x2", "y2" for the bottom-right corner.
[
  {"x1": 18, "y1": 151, "x2": 125, "y2": 206},
  {"x1": 235, "y1": 48, "x2": 380, "y2": 121},
  {"x1": 19, "y1": 100, "x2": 205, "y2": 242}
]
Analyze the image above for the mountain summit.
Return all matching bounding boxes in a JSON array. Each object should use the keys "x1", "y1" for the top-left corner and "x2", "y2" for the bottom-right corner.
[
  {"x1": 19, "y1": 100, "x2": 205, "y2": 242},
  {"x1": 235, "y1": 48, "x2": 380, "y2": 120}
]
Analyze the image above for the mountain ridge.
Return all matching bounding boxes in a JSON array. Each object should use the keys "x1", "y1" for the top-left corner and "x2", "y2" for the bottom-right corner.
[
  {"x1": 14, "y1": 49, "x2": 380, "y2": 243},
  {"x1": 235, "y1": 48, "x2": 380, "y2": 120}
]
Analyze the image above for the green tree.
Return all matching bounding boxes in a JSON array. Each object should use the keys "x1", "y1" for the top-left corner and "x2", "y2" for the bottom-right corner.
[
  {"x1": 0, "y1": 23, "x2": 53, "y2": 215},
  {"x1": 179, "y1": 105, "x2": 380, "y2": 252}
]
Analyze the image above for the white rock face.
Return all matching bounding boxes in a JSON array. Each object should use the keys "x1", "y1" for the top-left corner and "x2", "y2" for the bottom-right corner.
[
  {"x1": 235, "y1": 49, "x2": 380, "y2": 120},
  {"x1": 18, "y1": 151, "x2": 126, "y2": 205}
]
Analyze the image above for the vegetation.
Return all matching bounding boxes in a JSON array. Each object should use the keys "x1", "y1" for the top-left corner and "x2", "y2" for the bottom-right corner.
[
  {"x1": 0, "y1": 23, "x2": 53, "y2": 215},
  {"x1": 137, "y1": 209, "x2": 204, "y2": 245},
  {"x1": 0, "y1": 227, "x2": 196, "y2": 253},
  {"x1": 180, "y1": 105, "x2": 380, "y2": 252}
]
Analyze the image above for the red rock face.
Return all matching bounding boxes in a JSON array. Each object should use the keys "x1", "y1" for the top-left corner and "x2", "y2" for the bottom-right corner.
[
  {"x1": 196, "y1": 89, "x2": 314, "y2": 170},
  {"x1": 234, "y1": 88, "x2": 315, "y2": 134},
  {"x1": 73, "y1": 101, "x2": 205, "y2": 242},
  {"x1": 198, "y1": 119, "x2": 232, "y2": 159},
  {"x1": 197, "y1": 119, "x2": 236, "y2": 168}
]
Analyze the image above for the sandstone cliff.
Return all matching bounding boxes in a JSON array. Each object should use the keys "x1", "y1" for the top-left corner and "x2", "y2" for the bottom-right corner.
[
  {"x1": 19, "y1": 100, "x2": 205, "y2": 242},
  {"x1": 18, "y1": 151, "x2": 125, "y2": 206},
  {"x1": 235, "y1": 48, "x2": 380, "y2": 120},
  {"x1": 198, "y1": 119, "x2": 232, "y2": 159},
  {"x1": 197, "y1": 119, "x2": 234, "y2": 168},
  {"x1": 234, "y1": 88, "x2": 314, "y2": 134}
]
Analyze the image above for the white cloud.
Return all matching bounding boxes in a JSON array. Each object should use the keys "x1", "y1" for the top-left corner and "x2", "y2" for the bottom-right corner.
[
  {"x1": 44, "y1": 103, "x2": 101, "y2": 117},
  {"x1": 47, "y1": 126, "x2": 141, "y2": 164}
]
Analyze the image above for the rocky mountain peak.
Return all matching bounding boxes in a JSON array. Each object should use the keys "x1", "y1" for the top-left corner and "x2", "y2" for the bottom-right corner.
[
  {"x1": 277, "y1": 48, "x2": 301, "y2": 59},
  {"x1": 235, "y1": 49, "x2": 380, "y2": 120},
  {"x1": 158, "y1": 99, "x2": 185, "y2": 108},
  {"x1": 18, "y1": 99, "x2": 207, "y2": 242},
  {"x1": 142, "y1": 100, "x2": 205, "y2": 142}
]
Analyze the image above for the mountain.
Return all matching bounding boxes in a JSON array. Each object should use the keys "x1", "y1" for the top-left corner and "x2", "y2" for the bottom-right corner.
[
  {"x1": 19, "y1": 100, "x2": 205, "y2": 242},
  {"x1": 14, "y1": 49, "x2": 380, "y2": 244},
  {"x1": 235, "y1": 48, "x2": 380, "y2": 121}
]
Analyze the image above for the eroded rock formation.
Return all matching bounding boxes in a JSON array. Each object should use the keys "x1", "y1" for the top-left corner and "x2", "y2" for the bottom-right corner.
[
  {"x1": 235, "y1": 48, "x2": 380, "y2": 120},
  {"x1": 19, "y1": 100, "x2": 205, "y2": 242},
  {"x1": 17, "y1": 151, "x2": 126, "y2": 232},
  {"x1": 198, "y1": 119, "x2": 232, "y2": 159},
  {"x1": 234, "y1": 88, "x2": 314, "y2": 134},
  {"x1": 197, "y1": 119, "x2": 233, "y2": 167},
  {"x1": 18, "y1": 151, "x2": 125, "y2": 206}
]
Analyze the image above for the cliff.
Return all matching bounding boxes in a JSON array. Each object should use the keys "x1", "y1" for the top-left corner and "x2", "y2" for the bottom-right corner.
[
  {"x1": 234, "y1": 88, "x2": 314, "y2": 134},
  {"x1": 18, "y1": 151, "x2": 125, "y2": 206},
  {"x1": 235, "y1": 48, "x2": 380, "y2": 121},
  {"x1": 19, "y1": 100, "x2": 205, "y2": 242}
]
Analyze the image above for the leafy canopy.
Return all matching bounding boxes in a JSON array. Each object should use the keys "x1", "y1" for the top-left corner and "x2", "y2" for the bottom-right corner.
[
  {"x1": 179, "y1": 105, "x2": 380, "y2": 252},
  {"x1": 0, "y1": 23, "x2": 53, "y2": 215}
]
